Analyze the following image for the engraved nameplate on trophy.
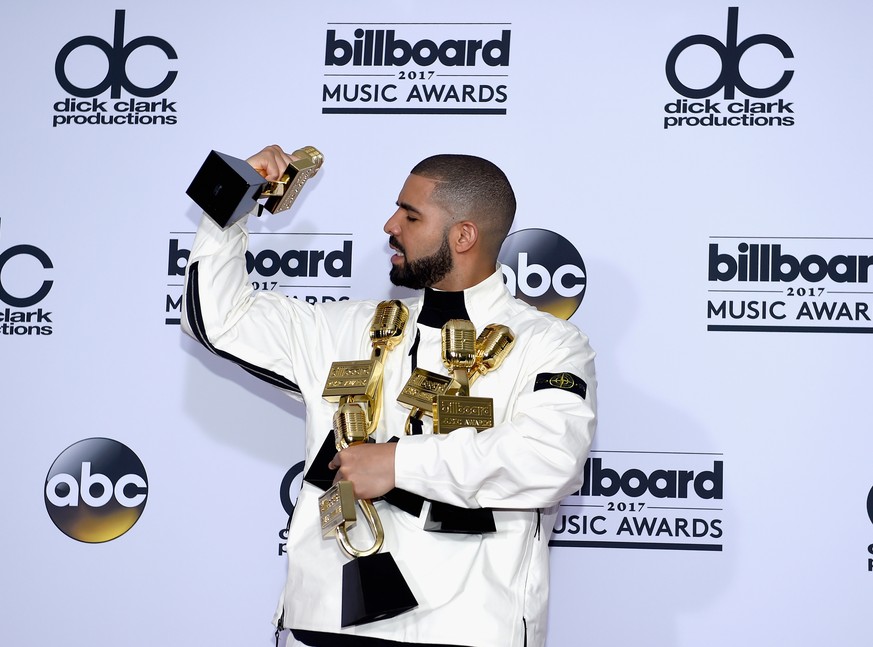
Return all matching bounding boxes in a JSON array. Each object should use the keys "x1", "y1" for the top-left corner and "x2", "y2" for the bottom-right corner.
[
  {"x1": 320, "y1": 481, "x2": 357, "y2": 538},
  {"x1": 397, "y1": 369, "x2": 460, "y2": 435},
  {"x1": 323, "y1": 360, "x2": 383, "y2": 403},
  {"x1": 433, "y1": 395, "x2": 495, "y2": 433},
  {"x1": 186, "y1": 146, "x2": 323, "y2": 228},
  {"x1": 397, "y1": 369, "x2": 458, "y2": 411}
]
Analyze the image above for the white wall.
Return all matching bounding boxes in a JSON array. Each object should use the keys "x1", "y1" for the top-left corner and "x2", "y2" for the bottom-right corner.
[{"x1": 2, "y1": 2, "x2": 871, "y2": 645}]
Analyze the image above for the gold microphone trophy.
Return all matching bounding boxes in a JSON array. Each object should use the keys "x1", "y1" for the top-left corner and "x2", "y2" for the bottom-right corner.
[
  {"x1": 186, "y1": 147, "x2": 324, "y2": 228},
  {"x1": 320, "y1": 301, "x2": 418, "y2": 627},
  {"x1": 396, "y1": 322, "x2": 514, "y2": 435},
  {"x1": 433, "y1": 321, "x2": 515, "y2": 434},
  {"x1": 396, "y1": 320, "x2": 515, "y2": 532}
]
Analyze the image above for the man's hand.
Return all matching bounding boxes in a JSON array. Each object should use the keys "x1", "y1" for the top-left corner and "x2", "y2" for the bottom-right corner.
[
  {"x1": 328, "y1": 443, "x2": 397, "y2": 500},
  {"x1": 245, "y1": 144, "x2": 300, "y2": 181}
]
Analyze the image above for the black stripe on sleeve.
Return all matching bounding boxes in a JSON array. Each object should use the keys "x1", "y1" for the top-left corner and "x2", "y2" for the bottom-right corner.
[{"x1": 186, "y1": 261, "x2": 302, "y2": 394}]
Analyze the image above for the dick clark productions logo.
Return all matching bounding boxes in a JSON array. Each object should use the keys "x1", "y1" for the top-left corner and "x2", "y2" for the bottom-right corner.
[
  {"x1": 663, "y1": 7, "x2": 795, "y2": 129},
  {"x1": 53, "y1": 10, "x2": 179, "y2": 127}
]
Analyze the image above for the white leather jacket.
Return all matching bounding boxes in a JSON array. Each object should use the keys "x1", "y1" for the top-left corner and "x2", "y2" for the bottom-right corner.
[{"x1": 182, "y1": 214, "x2": 597, "y2": 647}]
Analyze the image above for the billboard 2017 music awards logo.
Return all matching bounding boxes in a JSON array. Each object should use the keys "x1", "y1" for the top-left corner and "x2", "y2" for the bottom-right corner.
[
  {"x1": 165, "y1": 232, "x2": 353, "y2": 325},
  {"x1": 322, "y1": 23, "x2": 510, "y2": 115},
  {"x1": 498, "y1": 228, "x2": 587, "y2": 320},
  {"x1": 0, "y1": 219, "x2": 54, "y2": 336},
  {"x1": 551, "y1": 451, "x2": 725, "y2": 551},
  {"x1": 45, "y1": 438, "x2": 148, "y2": 543},
  {"x1": 664, "y1": 7, "x2": 794, "y2": 130},
  {"x1": 706, "y1": 236, "x2": 873, "y2": 334},
  {"x1": 52, "y1": 10, "x2": 178, "y2": 128}
]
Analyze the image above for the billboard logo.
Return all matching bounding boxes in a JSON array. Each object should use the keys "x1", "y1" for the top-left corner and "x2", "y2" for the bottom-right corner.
[
  {"x1": 552, "y1": 451, "x2": 725, "y2": 551},
  {"x1": 325, "y1": 29, "x2": 510, "y2": 68},
  {"x1": 322, "y1": 23, "x2": 511, "y2": 115},
  {"x1": 706, "y1": 237, "x2": 873, "y2": 334},
  {"x1": 165, "y1": 233, "x2": 352, "y2": 325}
]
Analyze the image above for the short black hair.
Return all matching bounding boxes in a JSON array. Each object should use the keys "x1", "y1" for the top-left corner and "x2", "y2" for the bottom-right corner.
[{"x1": 410, "y1": 154, "x2": 516, "y2": 258}]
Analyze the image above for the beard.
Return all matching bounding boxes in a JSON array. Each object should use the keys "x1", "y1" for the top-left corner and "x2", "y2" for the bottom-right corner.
[{"x1": 389, "y1": 234, "x2": 454, "y2": 290}]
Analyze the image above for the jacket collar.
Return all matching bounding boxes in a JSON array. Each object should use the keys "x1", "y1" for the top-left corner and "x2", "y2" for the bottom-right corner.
[{"x1": 416, "y1": 265, "x2": 507, "y2": 330}]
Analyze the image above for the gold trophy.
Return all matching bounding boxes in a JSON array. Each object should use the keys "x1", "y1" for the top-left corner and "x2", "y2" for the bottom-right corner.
[
  {"x1": 396, "y1": 321, "x2": 516, "y2": 435},
  {"x1": 432, "y1": 321, "x2": 515, "y2": 434},
  {"x1": 467, "y1": 323, "x2": 516, "y2": 391},
  {"x1": 408, "y1": 319, "x2": 515, "y2": 534},
  {"x1": 319, "y1": 300, "x2": 418, "y2": 627},
  {"x1": 186, "y1": 146, "x2": 323, "y2": 228}
]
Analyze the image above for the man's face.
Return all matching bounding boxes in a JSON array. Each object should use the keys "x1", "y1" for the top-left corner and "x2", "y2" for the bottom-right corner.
[{"x1": 384, "y1": 174, "x2": 455, "y2": 290}]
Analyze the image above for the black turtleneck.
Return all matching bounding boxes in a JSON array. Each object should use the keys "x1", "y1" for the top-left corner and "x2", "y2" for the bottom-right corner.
[{"x1": 416, "y1": 288, "x2": 470, "y2": 329}]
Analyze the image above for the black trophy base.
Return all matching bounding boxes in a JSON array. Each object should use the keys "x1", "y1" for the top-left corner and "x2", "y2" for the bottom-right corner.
[
  {"x1": 304, "y1": 431, "x2": 340, "y2": 491},
  {"x1": 381, "y1": 487, "x2": 425, "y2": 518},
  {"x1": 424, "y1": 502, "x2": 496, "y2": 534},
  {"x1": 186, "y1": 150, "x2": 267, "y2": 229},
  {"x1": 341, "y1": 552, "x2": 418, "y2": 627}
]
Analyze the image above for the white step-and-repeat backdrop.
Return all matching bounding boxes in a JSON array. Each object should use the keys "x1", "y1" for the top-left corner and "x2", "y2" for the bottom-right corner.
[{"x1": 3, "y1": 1, "x2": 871, "y2": 645}]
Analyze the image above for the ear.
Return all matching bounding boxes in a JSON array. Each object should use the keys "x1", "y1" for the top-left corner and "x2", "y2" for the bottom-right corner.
[{"x1": 452, "y1": 221, "x2": 479, "y2": 254}]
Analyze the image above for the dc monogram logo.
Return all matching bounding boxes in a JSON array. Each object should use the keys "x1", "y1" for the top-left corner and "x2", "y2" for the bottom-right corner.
[
  {"x1": 0, "y1": 244, "x2": 53, "y2": 308},
  {"x1": 55, "y1": 9, "x2": 178, "y2": 99},
  {"x1": 666, "y1": 7, "x2": 794, "y2": 99},
  {"x1": 867, "y1": 486, "x2": 873, "y2": 526},
  {"x1": 280, "y1": 461, "x2": 305, "y2": 519},
  {"x1": 0, "y1": 221, "x2": 53, "y2": 308}
]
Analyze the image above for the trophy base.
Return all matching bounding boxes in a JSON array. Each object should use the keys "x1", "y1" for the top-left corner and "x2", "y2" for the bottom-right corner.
[
  {"x1": 381, "y1": 488, "x2": 425, "y2": 517},
  {"x1": 341, "y1": 552, "x2": 418, "y2": 627},
  {"x1": 303, "y1": 431, "x2": 339, "y2": 491},
  {"x1": 186, "y1": 150, "x2": 267, "y2": 229},
  {"x1": 424, "y1": 502, "x2": 496, "y2": 534}
]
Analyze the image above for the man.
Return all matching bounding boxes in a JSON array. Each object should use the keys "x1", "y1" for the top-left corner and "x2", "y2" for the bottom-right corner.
[{"x1": 182, "y1": 145, "x2": 596, "y2": 647}]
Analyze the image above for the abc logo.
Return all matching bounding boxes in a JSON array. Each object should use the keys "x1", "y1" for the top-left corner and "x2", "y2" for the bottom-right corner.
[
  {"x1": 499, "y1": 228, "x2": 586, "y2": 320},
  {"x1": 666, "y1": 7, "x2": 793, "y2": 100},
  {"x1": 44, "y1": 438, "x2": 148, "y2": 543}
]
